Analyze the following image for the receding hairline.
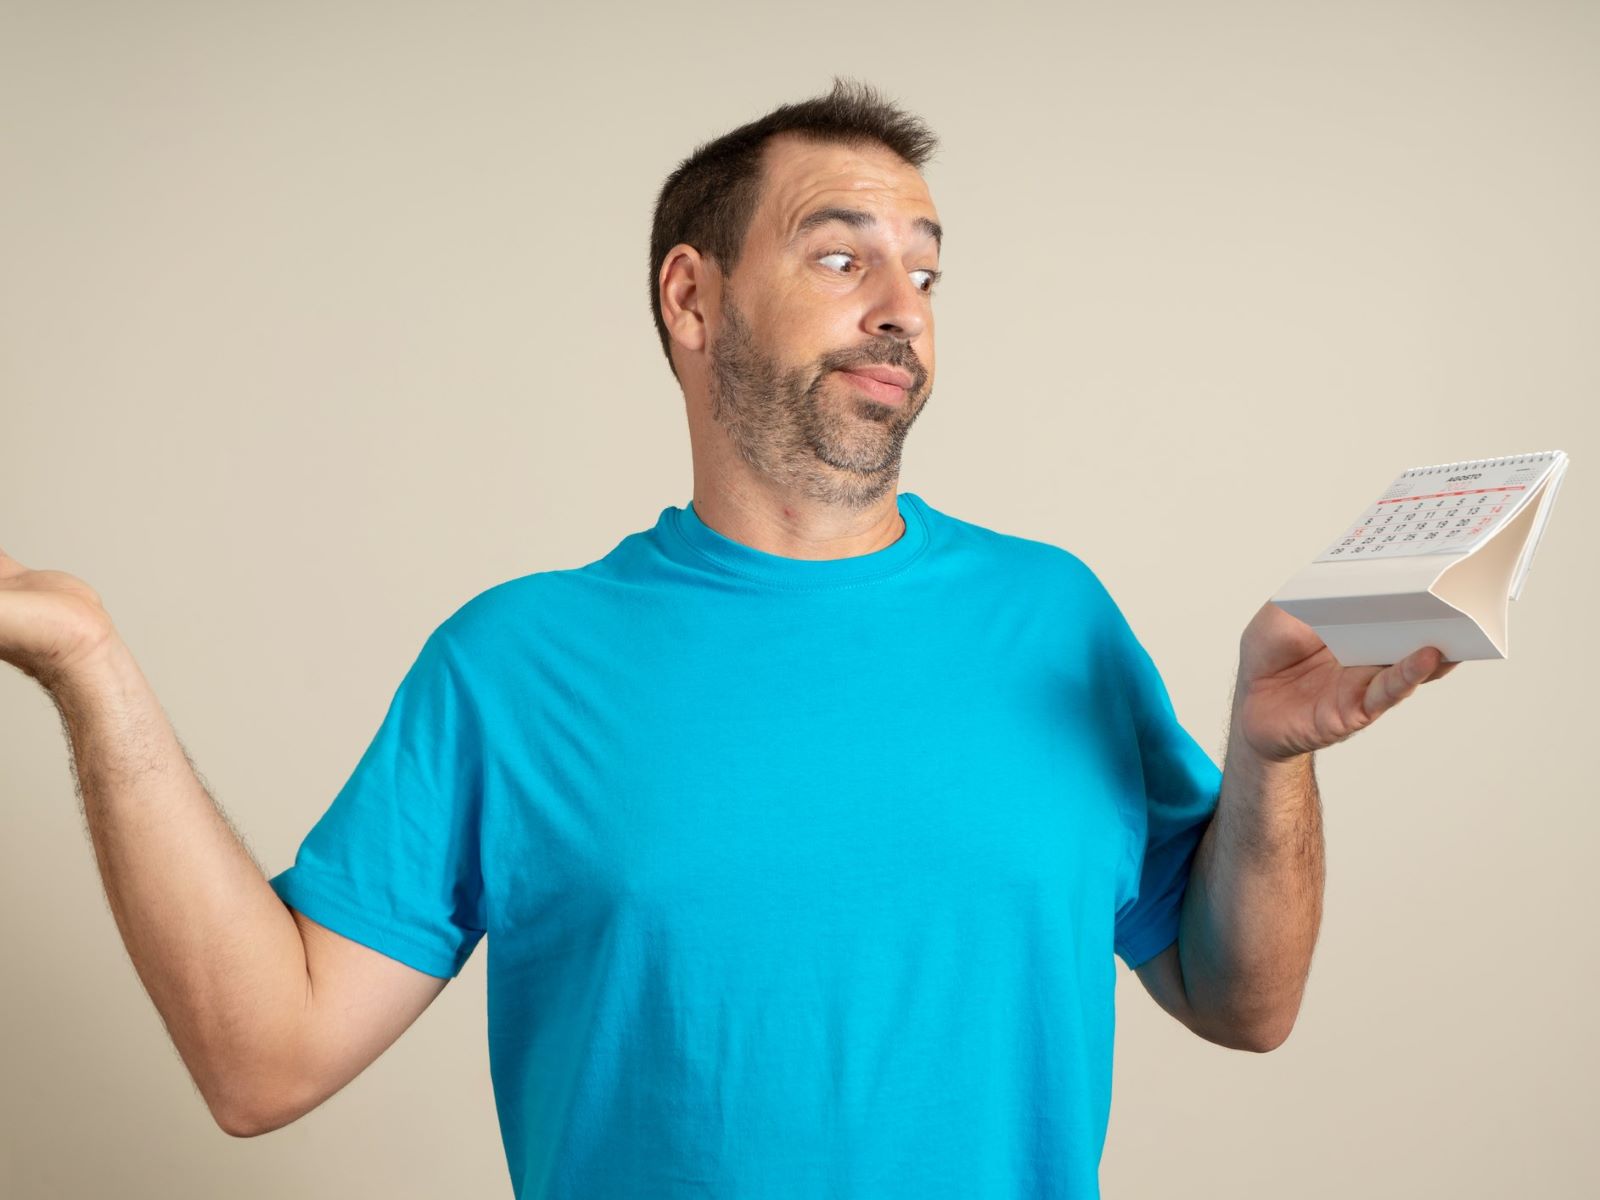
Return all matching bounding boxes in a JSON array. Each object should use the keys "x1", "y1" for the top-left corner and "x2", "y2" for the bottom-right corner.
[{"x1": 754, "y1": 129, "x2": 942, "y2": 247}]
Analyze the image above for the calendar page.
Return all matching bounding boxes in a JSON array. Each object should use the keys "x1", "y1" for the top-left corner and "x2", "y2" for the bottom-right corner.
[{"x1": 1313, "y1": 452, "x2": 1565, "y2": 563}]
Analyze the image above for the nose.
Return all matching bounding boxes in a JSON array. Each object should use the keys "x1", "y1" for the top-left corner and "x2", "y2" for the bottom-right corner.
[{"x1": 861, "y1": 265, "x2": 928, "y2": 344}]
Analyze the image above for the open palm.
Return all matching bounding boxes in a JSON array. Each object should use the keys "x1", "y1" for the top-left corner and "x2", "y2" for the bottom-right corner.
[
  {"x1": 1233, "y1": 601, "x2": 1459, "y2": 763},
  {"x1": 0, "y1": 547, "x2": 115, "y2": 687}
]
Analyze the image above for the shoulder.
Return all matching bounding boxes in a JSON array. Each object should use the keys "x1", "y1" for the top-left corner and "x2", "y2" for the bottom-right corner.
[
  {"x1": 425, "y1": 555, "x2": 618, "y2": 659},
  {"x1": 909, "y1": 492, "x2": 1122, "y2": 617}
]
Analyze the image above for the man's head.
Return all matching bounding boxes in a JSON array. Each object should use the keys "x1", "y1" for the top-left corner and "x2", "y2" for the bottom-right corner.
[{"x1": 650, "y1": 79, "x2": 943, "y2": 509}]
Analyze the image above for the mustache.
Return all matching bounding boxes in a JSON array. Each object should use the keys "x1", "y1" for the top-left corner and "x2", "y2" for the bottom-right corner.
[{"x1": 822, "y1": 344, "x2": 925, "y2": 388}]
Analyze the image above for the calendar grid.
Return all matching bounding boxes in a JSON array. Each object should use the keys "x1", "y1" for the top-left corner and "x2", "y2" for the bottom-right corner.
[{"x1": 1315, "y1": 451, "x2": 1562, "y2": 563}]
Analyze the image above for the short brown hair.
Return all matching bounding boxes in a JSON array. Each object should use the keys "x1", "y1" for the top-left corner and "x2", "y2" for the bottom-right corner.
[{"x1": 647, "y1": 77, "x2": 940, "y2": 380}]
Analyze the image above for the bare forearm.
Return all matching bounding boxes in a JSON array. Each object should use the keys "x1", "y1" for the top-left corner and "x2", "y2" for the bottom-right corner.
[
  {"x1": 1177, "y1": 718, "x2": 1325, "y2": 1051},
  {"x1": 46, "y1": 633, "x2": 310, "y2": 1131}
]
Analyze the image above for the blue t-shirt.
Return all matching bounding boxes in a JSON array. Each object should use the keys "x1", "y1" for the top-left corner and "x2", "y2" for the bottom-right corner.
[{"x1": 268, "y1": 490, "x2": 1221, "y2": 1199}]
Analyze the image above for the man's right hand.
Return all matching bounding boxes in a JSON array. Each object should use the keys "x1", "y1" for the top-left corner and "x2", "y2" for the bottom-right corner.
[
  {"x1": 3, "y1": 542, "x2": 453, "y2": 1137},
  {"x1": 0, "y1": 546, "x2": 118, "y2": 692}
]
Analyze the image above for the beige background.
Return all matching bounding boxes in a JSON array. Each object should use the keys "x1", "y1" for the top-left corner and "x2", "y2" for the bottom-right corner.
[{"x1": 2, "y1": 1, "x2": 1594, "y2": 1196}]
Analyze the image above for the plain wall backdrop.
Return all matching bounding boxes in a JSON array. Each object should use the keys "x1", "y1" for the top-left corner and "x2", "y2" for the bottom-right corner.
[{"x1": 2, "y1": 1, "x2": 1594, "y2": 1196}]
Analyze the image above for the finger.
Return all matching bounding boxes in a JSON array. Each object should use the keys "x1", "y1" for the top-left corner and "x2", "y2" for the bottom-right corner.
[
  {"x1": 1362, "y1": 647, "x2": 1441, "y2": 718},
  {"x1": 1422, "y1": 659, "x2": 1460, "y2": 683}
]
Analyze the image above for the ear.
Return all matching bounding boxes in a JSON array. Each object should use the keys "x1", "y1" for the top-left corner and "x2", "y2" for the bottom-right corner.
[{"x1": 660, "y1": 243, "x2": 718, "y2": 357}]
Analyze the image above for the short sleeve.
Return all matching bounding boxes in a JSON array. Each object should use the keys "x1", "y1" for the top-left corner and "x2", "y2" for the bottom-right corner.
[
  {"x1": 1103, "y1": 602, "x2": 1223, "y2": 972},
  {"x1": 268, "y1": 624, "x2": 488, "y2": 979}
]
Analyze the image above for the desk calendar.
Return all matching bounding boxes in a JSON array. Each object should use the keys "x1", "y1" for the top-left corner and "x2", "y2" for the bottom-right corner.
[{"x1": 1271, "y1": 451, "x2": 1568, "y2": 666}]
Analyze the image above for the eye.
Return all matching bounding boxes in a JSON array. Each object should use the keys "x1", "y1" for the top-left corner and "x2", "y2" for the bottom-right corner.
[{"x1": 818, "y1": 250, "x2": 942, "y2": 296}]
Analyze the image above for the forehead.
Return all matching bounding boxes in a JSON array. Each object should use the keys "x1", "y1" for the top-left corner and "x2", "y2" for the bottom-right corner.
[{"x1": 753, "y1": 134, "x2": 940, "y2": 247}]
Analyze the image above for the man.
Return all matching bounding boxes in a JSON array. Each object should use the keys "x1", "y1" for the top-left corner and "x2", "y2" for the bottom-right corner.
[{"x1": 1, "y1": 77, "x2": 1455, "y2": 1198}]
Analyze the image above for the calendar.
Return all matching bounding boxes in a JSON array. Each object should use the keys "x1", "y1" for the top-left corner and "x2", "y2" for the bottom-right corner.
[
  {"x1": 1313, "y1": 454, "x2": 1563, "y2": 564},
  {"x1": 1272, "y1": 451, "x2": 1568, "y2": 666}
]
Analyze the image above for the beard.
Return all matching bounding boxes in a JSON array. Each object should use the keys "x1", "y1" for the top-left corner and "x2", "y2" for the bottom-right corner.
[{"x1": 705, "y1": 294, "x2": 931, "y2": 511}]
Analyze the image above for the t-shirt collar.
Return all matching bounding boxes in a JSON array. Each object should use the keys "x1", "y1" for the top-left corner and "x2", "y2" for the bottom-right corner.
[{"x1": 659, "y1": 491, "x2": 931, "y2": 590}]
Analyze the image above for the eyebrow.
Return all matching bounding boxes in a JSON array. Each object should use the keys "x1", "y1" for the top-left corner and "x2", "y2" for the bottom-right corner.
[{"x1": 790, "y1": 206, "x2": 943, "y2": 250}]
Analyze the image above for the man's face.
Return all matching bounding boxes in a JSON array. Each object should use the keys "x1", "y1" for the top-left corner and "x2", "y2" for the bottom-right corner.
[{"x1": 705, "y1": 134, "x2": 941, "y2": 509}]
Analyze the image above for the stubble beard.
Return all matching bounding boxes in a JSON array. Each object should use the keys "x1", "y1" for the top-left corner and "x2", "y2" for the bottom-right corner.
[{"x1": 706, "y1": 296, "x2": 929, "y2": 512}]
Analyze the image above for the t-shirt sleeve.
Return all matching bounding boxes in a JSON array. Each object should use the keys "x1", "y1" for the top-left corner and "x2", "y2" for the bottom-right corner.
[
  {"x1": 1100, "y1": 594, "x2": 1223, "y2": 972},
  {"x1": 267, "y1": 623, "x2": 488, "y2": 979}
]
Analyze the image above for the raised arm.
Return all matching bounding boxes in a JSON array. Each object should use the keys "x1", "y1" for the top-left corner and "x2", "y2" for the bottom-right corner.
[{"x1": 0, "y1": 547, "x2": 448, "y2": 1135}]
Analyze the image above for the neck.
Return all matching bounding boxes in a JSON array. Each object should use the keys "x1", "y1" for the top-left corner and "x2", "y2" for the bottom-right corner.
[{"x1": 689, "y1": 469, "x2": 905, "y2": 561}]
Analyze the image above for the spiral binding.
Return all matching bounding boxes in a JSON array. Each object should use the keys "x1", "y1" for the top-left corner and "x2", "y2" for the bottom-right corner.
[{"x1": 1400, "y1": 451, "x2": 1558, "y2": 476}]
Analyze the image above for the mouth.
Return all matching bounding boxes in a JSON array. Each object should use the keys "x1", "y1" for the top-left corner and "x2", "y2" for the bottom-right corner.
[{"x1": 836, "y1": 368, "x2": 909, "y2": 405}]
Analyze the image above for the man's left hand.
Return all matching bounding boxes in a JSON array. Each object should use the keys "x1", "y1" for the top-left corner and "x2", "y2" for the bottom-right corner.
[{"x1": 1232, "y1": 601, "x2": 1460, "y2": 763}]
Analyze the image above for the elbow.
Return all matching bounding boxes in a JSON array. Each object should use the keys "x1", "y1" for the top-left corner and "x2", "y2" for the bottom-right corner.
[
  {"x1": 1226, "y1": 1015, "x2": 1297, "y2": 1054},
  {"x1": 1184, "y1": 976, "x2": 1306, "y2": 1054},
  {"x1": 203, "y1": 1060, "x2": 306, "y2": 1139},
  {"x1": 205, "y1": 1079, "x2": 265, "y2": 1138},
  {"x1": 1236, "y1": 1023, "x2": 1293, "y2": 1054},
  {"x1": 1195, "y1": 1008, "x2": 1297, "y2": 1053},
  {"x1": 214, "y1": 1106, "x2": 268, "y2": 1139},
  {"x1": 207, "y1": 1083, "x2": 274, "y2": 1138},
  {"x1": 212, "y1": 1093, "x2": 302, "y2": 1139}
]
